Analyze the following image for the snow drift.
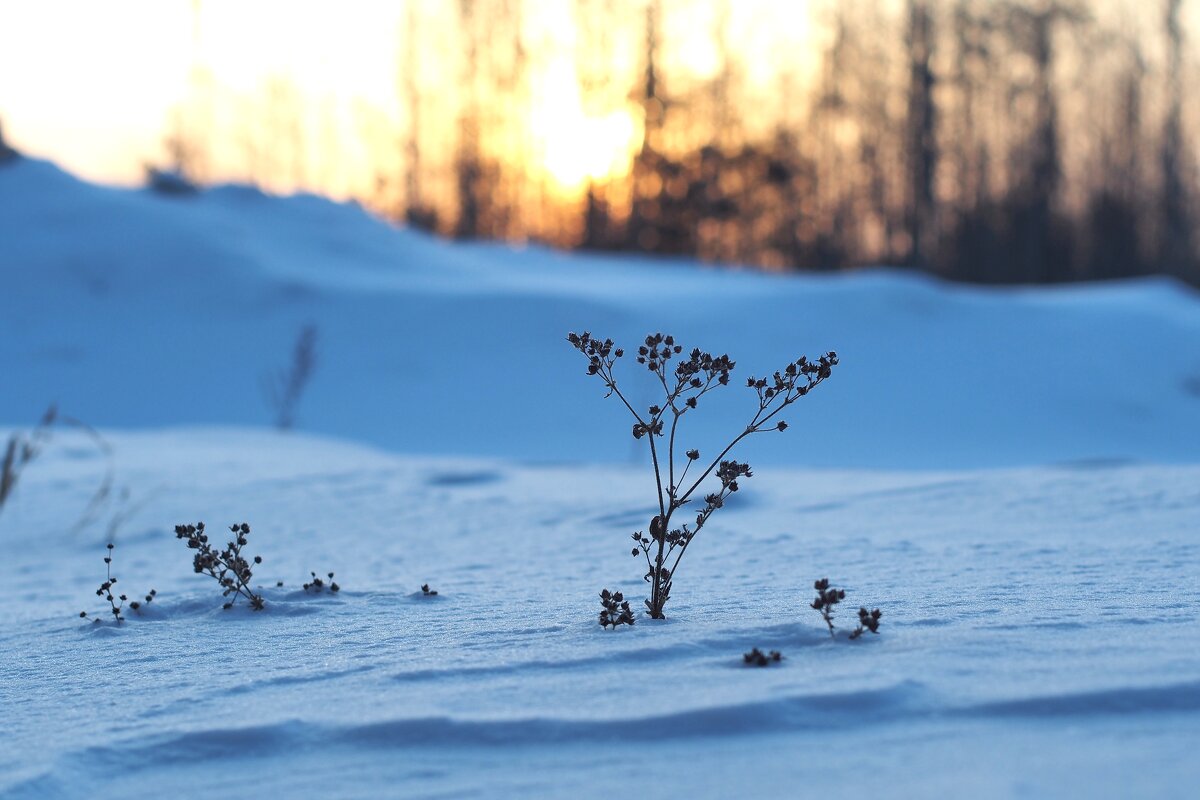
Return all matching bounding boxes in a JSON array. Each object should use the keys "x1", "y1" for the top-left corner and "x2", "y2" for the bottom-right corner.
[
  {"x1": 1, "y1": 158, "x2": 1198, "y2": 799},
  {"x1": 2, "y1": 156, "x2": 1198, "y2": 468}
]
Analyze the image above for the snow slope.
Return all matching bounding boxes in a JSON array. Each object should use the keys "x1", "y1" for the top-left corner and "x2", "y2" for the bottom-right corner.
[
  {"x1": 1, "y1": 158, "x2": 1199, "y2": 798},
  {"x1": 3, "y1": 156, "x2": 1199, "y2": 468},
  {"x1": 2, "y1": 431, "x2": 1198, "y2": 798}
]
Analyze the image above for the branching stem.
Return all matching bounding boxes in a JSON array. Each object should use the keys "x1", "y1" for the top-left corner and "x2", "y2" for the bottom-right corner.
[{"x1": 569, "y1": 331, "x2": 837, "y2": 621}]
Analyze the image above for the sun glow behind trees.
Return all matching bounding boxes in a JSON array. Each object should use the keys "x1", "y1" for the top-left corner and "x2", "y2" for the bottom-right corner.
[
  {"x1": 0, "y1": 0, "x2": 806, "y2": 201},
  {"x1": 1, "y1": 0, "x2": 1198, "y2": 282},
  {"x1": 529, "y1": 63, "x2": 642, "y2": 192}
]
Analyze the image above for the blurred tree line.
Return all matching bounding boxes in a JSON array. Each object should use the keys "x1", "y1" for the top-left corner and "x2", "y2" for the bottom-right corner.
[{"x1": 168, "y1": 0, "x2": 1199, "y2": 285}]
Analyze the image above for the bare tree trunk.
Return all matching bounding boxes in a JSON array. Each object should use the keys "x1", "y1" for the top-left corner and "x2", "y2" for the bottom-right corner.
[
  {"x1": 402, "y1": 0, "x2": 429, "y2": 227},
  {"x1": 454, "y1": 0, "x2": 482, "y2": 239},
  {"x1": 904, "y1": 0, "x2": 937, "y2": 267},
  {"x1": 1160, "y1": 0, "x2": 1192, "y2": 277}
]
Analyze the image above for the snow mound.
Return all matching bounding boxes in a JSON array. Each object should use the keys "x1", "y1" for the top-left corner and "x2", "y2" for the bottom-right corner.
[
  {"x1": 1, "y1": 160, "x2": 1198, "y2": 798},
  {"x1": 2, "y1": 157, "x2": 1199, "y2": 468}
]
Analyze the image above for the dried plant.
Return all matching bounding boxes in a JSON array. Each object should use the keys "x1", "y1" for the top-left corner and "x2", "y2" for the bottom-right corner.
[
  {"x1": 598, "y1": 589, "x2": 635, "y2": 628},
  {"x1": 811, "y1": 578, "x2": 883, "y2": 640},
  {"x1": 79, "y1": 543, "x2": 155, "y2": 623},
  {"x1": 811, "y1": 578, "x2": 846, "y2": 638},
  {"x1": 59, "y1": 416, "x2": 116, "y2": 536},
  {"x1": 569, "y1": 331, "x2": 837, "y2": 619},
  {"x1": 174, "y1": 522, "x2": 265, "y2": 610},
  {"x1": 849, "y1": 607, "x2": 883, "y2": 640},
  {"x1": 263, "y1": 324, "x2": 318, "y2": 430},
  {"x1": 97, "y1": 484, "x2": 165, "y2": 545},
  {"x1": 420, "y1": 583, "x2": 438, "y2": 596},
  {"x1": 1, "y1": 405, "x2": 116, "y2": 533},
  {"x1": 129, "y1": 589, "x2": 158, "y2": 614},
  {"x1": 303, "y1": 571, "x2": 340, "y2": 593},
  {"x1": 743, "y1": 647, "x2": 783, "y2": 666},
  {"x1": 1, "y1": 406, "x2": 56, "y2": 520}
]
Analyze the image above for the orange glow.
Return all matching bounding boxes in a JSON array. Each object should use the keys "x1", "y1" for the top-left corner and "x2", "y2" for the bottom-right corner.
[
  {"x1": 1, "y1": 0, "x2": 1181, "y2": 215},
  {"x1": 0, "y1": 0, "x2": 821, "y2": 201},
  {"x1": 528, "y1": 64, "x2": 641, "y2": 193},
  {"x1": 537, "y1": 108, "x2": 641, "y2": 191}
]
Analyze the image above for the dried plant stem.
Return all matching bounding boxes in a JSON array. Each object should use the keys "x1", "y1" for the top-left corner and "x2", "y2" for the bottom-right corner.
[{"x1": 571, "y1": 331, "x2": 837, "y2": 620}]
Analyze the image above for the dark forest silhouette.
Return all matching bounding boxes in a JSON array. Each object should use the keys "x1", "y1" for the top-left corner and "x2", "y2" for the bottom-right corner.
[{"x1": 162, "y1": 0, "x2": 1199, "y2": 286}]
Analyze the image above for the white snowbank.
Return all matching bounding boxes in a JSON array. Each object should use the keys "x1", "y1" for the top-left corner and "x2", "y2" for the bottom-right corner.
[
  {"x1": 1, "y1": 430, "x2": 1198, "y2": 798},
  {"x1": 2, "y1": 156, "x2": 1198, "y2": 468},
  {"x1": 0, "y1": 159, "x2": 1198, "y2": 798}
]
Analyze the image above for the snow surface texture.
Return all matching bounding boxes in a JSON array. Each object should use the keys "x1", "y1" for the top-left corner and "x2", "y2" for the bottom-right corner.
[{"x1": 1, "y1": 157, "x2": 1199, "y2": 798}]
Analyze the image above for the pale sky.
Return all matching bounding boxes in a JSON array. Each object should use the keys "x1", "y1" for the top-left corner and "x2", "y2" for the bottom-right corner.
[
  {"x1": 0, "y1": 0, "x2": 1189, "y2": 196},
  {"x1": 0, "y1": 1, "x2": 404, "y2": 185},
  {"x1": 0, "y1": 0, "x2": 823, "y2": 192}
]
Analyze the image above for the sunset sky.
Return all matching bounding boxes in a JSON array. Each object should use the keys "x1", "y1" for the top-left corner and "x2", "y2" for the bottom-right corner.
[
  {"x1": 0, "y1": 0, "x2": 823, "y2": 199},
  {"x1": 2, "y1": 0, "x2": 1193, "y2": 213}
]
